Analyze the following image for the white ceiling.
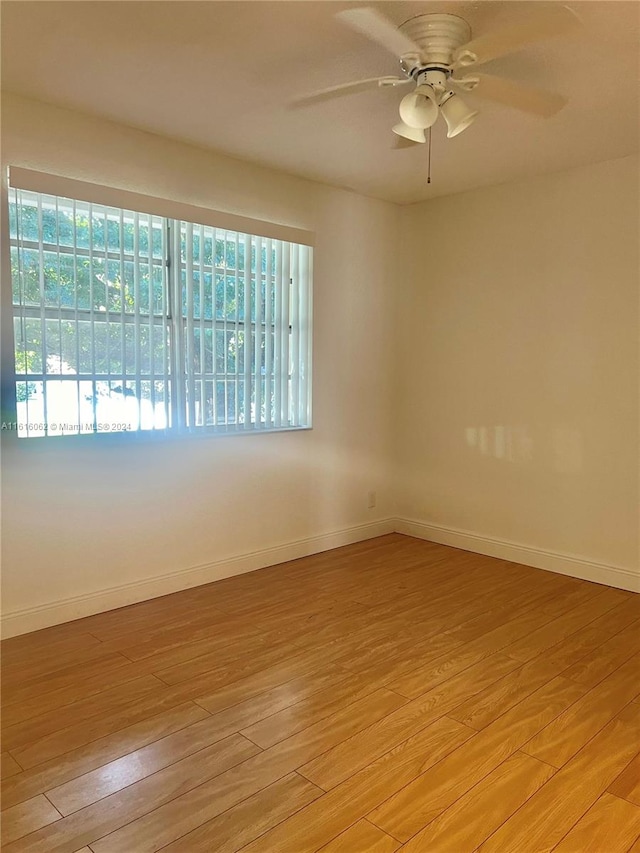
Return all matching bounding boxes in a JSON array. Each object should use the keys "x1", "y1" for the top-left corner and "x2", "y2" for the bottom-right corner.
[{"x1": 2, "y1": 1, "x2": 639, "y2": 203}]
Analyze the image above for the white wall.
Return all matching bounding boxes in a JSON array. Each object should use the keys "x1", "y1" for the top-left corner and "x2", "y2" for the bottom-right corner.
[
  {"x1": 0, "y1": 94, "x2": 400, "y2": 634},
  {"x1": 395, "y1": 155, "x2": 639, "y2": 587},
  {"x1": 2, "y1": 96, "x2": 637, "y2": 636}
]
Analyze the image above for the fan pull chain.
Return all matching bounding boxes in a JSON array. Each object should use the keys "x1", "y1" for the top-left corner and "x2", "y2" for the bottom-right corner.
[{"x1": 426, "y1": 125, "x2": 432, "y2": 184}]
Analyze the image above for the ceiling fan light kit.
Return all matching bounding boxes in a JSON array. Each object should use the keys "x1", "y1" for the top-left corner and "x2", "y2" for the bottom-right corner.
[
  {"x1": 293, "y1": 6, "x2": 580, "y2": 166},
  {"x1": 439, "y1": 90, "x2": 479, "y2": 138},
  {"x1": 397, "y1": 69, "x2": 478, "y2": 137},
  {"x1": 392, "y1": 121, "x2": 427, "y2": 143},
  {"x1": 399, "y1": 84, "x2": 439, "y2": 129}
]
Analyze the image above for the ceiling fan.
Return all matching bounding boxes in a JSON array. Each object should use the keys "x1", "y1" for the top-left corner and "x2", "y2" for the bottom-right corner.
[{"x1": 292, "y1": 5, "x2": 581, "y2": 144}]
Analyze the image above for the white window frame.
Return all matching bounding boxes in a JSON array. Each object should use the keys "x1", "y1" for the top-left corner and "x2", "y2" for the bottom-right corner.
[{"x1": 4, "y1": 178, "x2": 313, "y2": 440}]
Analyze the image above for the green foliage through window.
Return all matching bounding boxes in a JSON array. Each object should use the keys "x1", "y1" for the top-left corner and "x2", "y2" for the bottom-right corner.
[{"x1": 9, "y1": 188, "x2": 312, "y2": 437}]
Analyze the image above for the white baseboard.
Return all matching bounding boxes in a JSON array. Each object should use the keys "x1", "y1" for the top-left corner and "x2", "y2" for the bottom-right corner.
[
  {"x1": 395, "y1": 517, "x2": 639, "y2": 594},
  {"x1": 3, "y1": 515, "x2": 636, "y2": 638},
  {"x1": 0, "y1": 519, "x2": 395, "y2": 638}
]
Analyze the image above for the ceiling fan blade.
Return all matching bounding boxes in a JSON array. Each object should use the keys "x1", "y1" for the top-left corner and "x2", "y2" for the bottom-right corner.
[
  {"x1": 290, "y1": 76, "x2": 409, "y2": 109},
  {"x1": 453, "y1": 73, "x2": 567, "y2": 117},
  {"x1": 453, "y1": 5, "x2": 582, "y2": 68},
  {"x1": 336, "y1": 7, "x2": 421, "y2": 58}
]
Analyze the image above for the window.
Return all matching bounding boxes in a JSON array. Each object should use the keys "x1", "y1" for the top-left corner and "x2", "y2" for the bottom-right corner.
[{"x1": 8, "y1": 186, "x2": 312, "y2": 438}]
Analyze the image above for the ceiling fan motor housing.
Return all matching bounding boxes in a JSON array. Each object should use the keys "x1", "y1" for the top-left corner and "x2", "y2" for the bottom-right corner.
[{"x1": 399, "y1": 13, "x2": 471, "y2": 78}]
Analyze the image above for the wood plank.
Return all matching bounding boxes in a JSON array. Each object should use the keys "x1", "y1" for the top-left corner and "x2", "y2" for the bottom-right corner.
[
  {"x1": 0, "y1": 631, "x2": 100, "y2": 666},
  {"x1": 326, "y1": 623, "x2": 453, "y2": 674},
  {"x1": 85, "y1": 601, "x2": 243, "y2": 650},
  {"x1": 565, "y1": 595, "x2": 640, "y2": 641},
  {"x1": 1, "y1": 642, "x2": 120, "y2": 691},
  {"x1": 1, "y1": 653, "x2": 139, "y2": 708},
  {"x1": 134, "y1": 626, "x2": 285, "y2": 675},
  {"x1": 305, "y1": 570, "x2": 542, "y2": 650},
  {"x1": 367, "y1": 676, "x2": 587, "y2": 842},
  {"x1": 109, "y1": 603, "x2": 254, "y2": 656},
  {"x1": 302, "y1": 562, "x2": 553, "y2": 642},
  {"x1": 193, "y1": 657, "x2": 348, "y2": 716},
  {"x1": 2, "y1": 674, "x2": 163, "y2": 749},
  {"x1": 442, "y1": 586, "x2": 564, "y2": 645},
  {"x1": 2, "y1": 536, "x2": 635, "y2": 853},
  {"x1": 562, "y1": 618, "x2": 640, "y2": 688},
  {"x1": 448, "y1": 621, "x2": 633, "y2": 731},
  {"x1": 522, "y1": 653, "x2": 640, "y2": 767},
  {"x1": 240, "y1": 669, "x2": 399, "y2": 749},
  {"x1": 317, "y1": 820, "x2": 400, "y2": 853},
  {"x1": 338, "y1": 632, "x2": 466, "y2": 695},
  {"x1": 456, "y1": 585, "x2": 598, "y2": 652},
  {"x1": 477, "y1": 705, "x2": 640, "y2": 853},
  {"x1": 1, "y1": 752, "x2": 22, "y2": 780},
  {"x1": 386, "y1": 586, "x2": 602, "y2": 700},
  {"x1": 0, "y1": 703, "x2": 209, "y2": 811},
  {"x1": 46, "y1": 712, "x2": 257, "y2": 816},
  {"x1": 527, "y1": 619, "x2": 634, "y2": 673},
  {"x1": 1, "y1": 734, "x2": 259, "y2": 853},
  {"x1": 1, "y1": 663, "x2": 157, "y2": 732},
  {"x1": 62, "y1": 596, "x2": 232, "y2": 645},
  {"x1": 153, "y1": 773, "x2": 323, "y2": 853},
  {"x1": 0, "y1": 794, "x2": 61, "y2": 845},
  {"x1": 154, "y1": 637, "x2": 300, "y2": 686},
  {"x1": 400, "y1": 751, "x2": 555, "y2": 852},
  {"x1": 85, "y1": 689, "x2": 406, "y2": 853},
  {"x1": 388, "y1": 644, "x2": 499, "y2": 700},
  {"x1": 239, "y1": 716, "x2": 476, "y2": 853},
  {"x1": 447, "y1": 655, "x2": 568, "y2": 732},
  {"x1": 502, "y1": 589, "x2": 629, "y2": 663},
  {"x1": 7, "y1": 679, "x2": 189, "y2": 769},
  {"x1": 272, "y1": 601, "x2": 384, "y2": 651},
  {"x1": 10, "y1": 658, "x2": 321, "y2": 770},
  {"x1": 300, "y1": 652, "x2": 520, "y2": 790},
  {"x1": 46, "y1": 667, "x2": 352, "y2": 815},
  {"x1": 550, "y1": 792, "x2": 640, "y2": 853},
  {"x1": 607, "y1": 753, "x2": 640, "y2": 807}
]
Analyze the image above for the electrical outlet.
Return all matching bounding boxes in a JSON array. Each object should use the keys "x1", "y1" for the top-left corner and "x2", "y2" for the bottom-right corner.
[{"x1": 367, "y1": 490, "x2": 377, "y2": 509}]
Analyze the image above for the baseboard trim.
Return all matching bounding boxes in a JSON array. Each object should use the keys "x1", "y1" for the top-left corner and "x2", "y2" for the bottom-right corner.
[
  {"x1": 3, "y1": 515, "x2": 636, "y2": 638},
  {"x1": 0, "y1": 519, "x2": 395, "y2": 638},
  {"x1": 395, "y1": 517, "x2": 639, "y2": 593}
]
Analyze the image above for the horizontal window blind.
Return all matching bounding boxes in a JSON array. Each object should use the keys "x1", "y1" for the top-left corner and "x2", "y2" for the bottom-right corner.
[{"x1": 8, "y1": 184, "x2": 312, "y2": 438}]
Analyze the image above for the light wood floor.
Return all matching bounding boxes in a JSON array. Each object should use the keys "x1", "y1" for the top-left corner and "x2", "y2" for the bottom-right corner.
[{"x1": 1, "y1": 534, "x2": 639, "y2": 852}]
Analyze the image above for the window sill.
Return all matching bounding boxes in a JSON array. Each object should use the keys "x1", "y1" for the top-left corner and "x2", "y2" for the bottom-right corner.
[{"x1": 1, "y1": 423, "x2": 313, "y2": 450}]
